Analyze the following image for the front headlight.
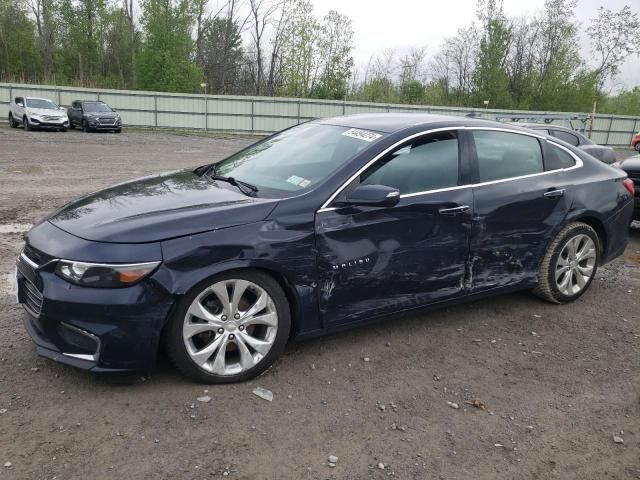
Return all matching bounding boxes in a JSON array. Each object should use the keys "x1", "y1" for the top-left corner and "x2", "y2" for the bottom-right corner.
[{"x1": 55, "y1": 260, "x2": 160, "y2": 288}]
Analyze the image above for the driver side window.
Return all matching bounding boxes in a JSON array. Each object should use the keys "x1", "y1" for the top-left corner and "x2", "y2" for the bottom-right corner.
[{"x1": 360, "y1": 131, "x2": 460, "y2": 195}]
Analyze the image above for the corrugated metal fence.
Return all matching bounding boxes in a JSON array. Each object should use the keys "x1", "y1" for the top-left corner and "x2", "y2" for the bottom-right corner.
[{"x1": 1, "y1": 82, "x2": 638, "y2": 146}]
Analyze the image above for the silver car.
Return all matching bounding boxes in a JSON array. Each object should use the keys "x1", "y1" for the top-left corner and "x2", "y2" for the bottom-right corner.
[{"x1": 8, "y1": 96, "x2": 70, "y2": 132}]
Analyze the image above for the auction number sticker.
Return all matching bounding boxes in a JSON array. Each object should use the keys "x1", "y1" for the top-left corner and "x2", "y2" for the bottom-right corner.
[{"x1": 341, "y1": 128, "x2": 382, "y2": 142}]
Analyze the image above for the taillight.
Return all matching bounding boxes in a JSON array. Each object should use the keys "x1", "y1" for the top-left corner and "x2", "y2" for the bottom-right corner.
[{"x1": 623, "y1": 178, "x2": 635, "y2": 196}]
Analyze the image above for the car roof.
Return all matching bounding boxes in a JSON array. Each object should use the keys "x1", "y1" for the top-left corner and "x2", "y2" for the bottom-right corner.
[
  {"x1": 24, "y1": 97, "x2": 54, "y2": 101},
  {"x1": 315, "y1": 113, "x2": 536, "y2": 134}
]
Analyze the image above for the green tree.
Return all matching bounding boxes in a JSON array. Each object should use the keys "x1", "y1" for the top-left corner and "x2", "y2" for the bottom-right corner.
[
  {"x1": 138, "y1": 0, "x2": 203, "y2": 92},
  {"x1": 0, "y1": 0, "x2": 42, "y2": 81},
  {"x1": 199, "y1": 16, "x2": 243, "y2": 94},
  {"x1": 278, "y1": 0, "x2": 318, "y2": 97},
  {"x1": 472, "y1": 0, "x2": 512, "y2": 108},
  {"x1": 310, "y1": 10, "x2": 354, "y2": 99}
]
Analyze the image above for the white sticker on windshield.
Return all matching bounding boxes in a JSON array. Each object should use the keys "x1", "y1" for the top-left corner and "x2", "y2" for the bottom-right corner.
[
  {"x1": 341, "y1": 128, "x2": 382, "y2": 142},
  {"x1": 287, "y1": 175, "x2": 310, "y2": 187}
]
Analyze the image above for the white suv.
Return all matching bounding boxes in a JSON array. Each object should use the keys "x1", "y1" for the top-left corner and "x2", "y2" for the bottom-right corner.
[{"x1": 8, "y1": 96, "x2": 70, "y2": 132}]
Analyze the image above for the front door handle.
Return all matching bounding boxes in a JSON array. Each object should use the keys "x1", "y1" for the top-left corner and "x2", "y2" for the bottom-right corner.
[
  {"x1": 544, "y1": 189, "x2": 565, "y2": 199},
  {"x1": 438, "y1": 205, "x2": 471, "y2": 216}
]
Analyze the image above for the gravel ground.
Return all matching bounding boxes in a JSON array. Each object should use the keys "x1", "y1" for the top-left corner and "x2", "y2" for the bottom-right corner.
[{"x1": 0, "y1": 126, "x2": 639, "y2": 480}]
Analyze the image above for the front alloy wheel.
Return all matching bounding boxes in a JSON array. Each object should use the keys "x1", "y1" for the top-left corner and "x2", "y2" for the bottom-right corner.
[{"x1": 166, "y1": 271, "x2": 290, "y2": 383}]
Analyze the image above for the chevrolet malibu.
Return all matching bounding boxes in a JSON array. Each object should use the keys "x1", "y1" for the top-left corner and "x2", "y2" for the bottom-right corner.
[{"x1": 16, "y1": 114, "x2": 634, "y2": 383}]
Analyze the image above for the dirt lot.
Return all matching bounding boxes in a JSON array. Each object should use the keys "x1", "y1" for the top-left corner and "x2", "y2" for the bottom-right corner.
[{"x1": 0, "y1": 126, "x2": 639, "y2": 480}]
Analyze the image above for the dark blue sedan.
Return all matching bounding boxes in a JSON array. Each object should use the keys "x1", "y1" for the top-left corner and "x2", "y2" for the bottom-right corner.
[{"x1": 16, "y1": 114, "x2": 635, "y2": 383}]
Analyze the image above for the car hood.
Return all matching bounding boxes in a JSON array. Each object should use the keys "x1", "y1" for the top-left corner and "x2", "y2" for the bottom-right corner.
[
  {"x1": 618, "y1": 154, "x2": 640, "y2": 173},
  {"x1": 28, "y1": 107, "x2": 66, "y2": 117},
  {"x1": 47, "y1": 169, "x2": 278, "y2": 243}
]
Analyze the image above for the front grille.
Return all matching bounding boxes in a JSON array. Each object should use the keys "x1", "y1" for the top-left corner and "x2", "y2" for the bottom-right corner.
[
  {"x1": 22, "y1": 277, "x2": 43, "y2": 317},
  {"x1": 43, "y1": 116, "x2": 61, "y2": 121},
  {"x1": 23, "y1": 244, "x2": 53, "y2": 265},
  {"x1": 99, "y1": 117, "x2": 116, "y2": 125}
]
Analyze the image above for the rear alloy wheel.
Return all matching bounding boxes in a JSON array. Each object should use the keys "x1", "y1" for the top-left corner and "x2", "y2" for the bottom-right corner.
[
  {"x1": 533, "y1": 222, "x2": 599, "y2": 304},
  {"x1": 165, "y1": 271, "x2": 290, "y2": 383},
  {"x1": 8, "y1": 112, "x2": 17, "y2": 128}
]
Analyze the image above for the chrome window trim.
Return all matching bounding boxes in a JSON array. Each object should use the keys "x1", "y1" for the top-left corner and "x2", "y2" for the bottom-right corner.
[{"x1": 317, "y1": 126, "x2": 583, "y2": 213}]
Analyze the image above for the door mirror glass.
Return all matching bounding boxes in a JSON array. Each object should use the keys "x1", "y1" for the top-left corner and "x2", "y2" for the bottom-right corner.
[
  {"x1": 17, "y1": 102, "x2": 23, "y2": 107},
  {"x1": 340, "y1": 184, "x2": 400, "y2": 208}
]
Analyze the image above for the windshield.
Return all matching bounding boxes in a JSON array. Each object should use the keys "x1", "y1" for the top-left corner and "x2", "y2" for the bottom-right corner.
[
  {"x1": 26, "y1": 98, "x2": 58, "y2": 110},
  {"x1": 84, "y1": 102, "x2": 113, "y2": 113},
  {"x1": 213, "y1": 123, "x2": 385, "y2": 198}
]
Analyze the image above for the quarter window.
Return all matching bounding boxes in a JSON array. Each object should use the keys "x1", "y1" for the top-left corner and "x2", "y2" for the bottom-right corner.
[
  {"x1": 546, "y1": 144, "x2": 576, "y2": 170},
  {"x1": 359, "y1": 131, "x2": 459, "y2": 195},
  {"x1": 473, "y1": 131, "x2": 544, "y2": 182},
  {"x1": 552, "y1": 129, "x2": 580, "y2": 146}
]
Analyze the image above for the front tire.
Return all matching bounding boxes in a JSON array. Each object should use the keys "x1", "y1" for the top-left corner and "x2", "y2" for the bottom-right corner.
[
  {"x1": 635, "y1": 142, "x2": 640, "y2": 152},
  {"x1": 23, "y1": 116, "x2": 32, "y2": 131},
  {"x1": 533, "y1": 222, "x2": 600, "y2": 304},
  {"x1": 165, "y1": 270, "x2": 291, "y2": 383},
  {"x1": 8, "y1": 112, "x2": 17, "y2": 128},
  {"x1": 82, "y1": 119, "x2": 90, "y2": 132}
]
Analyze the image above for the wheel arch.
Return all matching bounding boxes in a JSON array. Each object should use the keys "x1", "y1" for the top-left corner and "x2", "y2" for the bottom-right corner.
[
  {"x1": 159, "y1": 263, "x2": 303, "y2": 338},
  {"x1": 572, "y1": 215, "x2": 607, "y2": 262}
]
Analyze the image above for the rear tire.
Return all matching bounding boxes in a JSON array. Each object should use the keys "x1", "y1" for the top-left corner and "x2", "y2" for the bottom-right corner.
[
  {"x1": 165, "y1": 270, "x2": 291, "y2": 383},
  {"x1": 533, "y1": 222, "x2": 600, "y2": 304}
]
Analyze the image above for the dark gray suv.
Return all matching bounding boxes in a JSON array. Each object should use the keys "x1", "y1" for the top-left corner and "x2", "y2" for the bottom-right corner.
[{"x1": 67, "y1": 100, "x2": 122, "y2": 133}]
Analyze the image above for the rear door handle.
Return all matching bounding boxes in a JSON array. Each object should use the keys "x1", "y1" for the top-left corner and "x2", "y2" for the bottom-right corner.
[
  {"x1": 438, "y1": 205, "x2": 471, "y2": 216},
  {"x1": 544, "y1": 189, "x2": 565, "y2": 198}
]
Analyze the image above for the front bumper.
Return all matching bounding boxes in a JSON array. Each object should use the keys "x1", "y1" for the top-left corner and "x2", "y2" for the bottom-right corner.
[
  {"x1": 86, "y1": 118, "x2": 121, "y2": 130},
  {"x1": 30, "y1": 118, "x2": 69, "y2": 128},
  {"x1": 16, "y1": 243, "x2": 174, "y2": 375}
]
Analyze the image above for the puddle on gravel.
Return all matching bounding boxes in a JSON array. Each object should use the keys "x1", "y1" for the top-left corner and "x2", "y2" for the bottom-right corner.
[{"x1": 0, "y1": 223, "x2": 33, "y2": 234}]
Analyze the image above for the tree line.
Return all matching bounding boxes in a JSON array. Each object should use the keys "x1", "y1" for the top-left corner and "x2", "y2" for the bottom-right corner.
[{"x1": 0, "y1": 0, "x2": 639, "y2": 115}]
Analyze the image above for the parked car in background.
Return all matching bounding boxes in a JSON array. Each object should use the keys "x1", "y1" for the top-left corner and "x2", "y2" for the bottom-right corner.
[
  {"x1": 511, "y1": 123, "x2": 617, "y2": 164},
  {"x1": 632, "y1": 131, "x2": 640, "y2": 152},
  {"x1": 614, "y1": 154, "x2": 640, "y2": 220},
  {"x1": 8, "y1": 96, "x2": 69, "y2": 132},
  {"x1": 16, "y1": 114, "x2": 634, "y2": 383},
  {"x1": 67, "y1": 100, "x2": 122, "y2": 133}
]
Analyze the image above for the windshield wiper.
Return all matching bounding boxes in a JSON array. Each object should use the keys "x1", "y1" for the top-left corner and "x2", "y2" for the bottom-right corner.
[{"x1": 205, "y1": 165, "x2": 259, "y2": 196}]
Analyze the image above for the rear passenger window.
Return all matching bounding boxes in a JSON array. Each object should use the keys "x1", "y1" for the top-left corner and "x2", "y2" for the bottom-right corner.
[
  {"x1": 360, "y1": 131, "x2": 459, "y2": 194},
  {"x1": 473, "y1": 131, "x2": 544, "y2": 182},
  {"x1": 546, "y1": 143, "x2": 576, "y2": 170}
]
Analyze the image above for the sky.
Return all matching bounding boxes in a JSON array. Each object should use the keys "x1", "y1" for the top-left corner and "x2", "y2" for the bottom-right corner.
[{"x1": 311, "y1": 0, "x2": 640, "y2": 91}]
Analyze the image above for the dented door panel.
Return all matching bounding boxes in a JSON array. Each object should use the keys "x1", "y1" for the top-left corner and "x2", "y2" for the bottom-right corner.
[
  {"x1": 470, "y1": 172, "x2": 570, "y2": 291},
  {"x1": 316, "y1": 188, "x2": 473, "y2": 326}
]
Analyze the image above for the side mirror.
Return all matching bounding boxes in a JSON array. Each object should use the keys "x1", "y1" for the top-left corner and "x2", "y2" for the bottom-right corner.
[
  {"x1": 59, "y1": 106, "x2": 65, "y2": 111},
  {"x1": 340, "y1": 184, "x2": 400, "y2": 208},
  {"x1": 17, "y1": 102, "x2": 23, "y2": 107}
]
